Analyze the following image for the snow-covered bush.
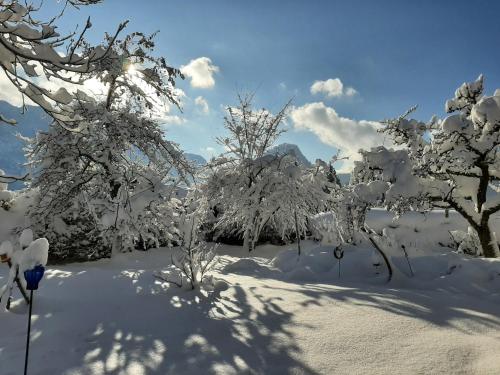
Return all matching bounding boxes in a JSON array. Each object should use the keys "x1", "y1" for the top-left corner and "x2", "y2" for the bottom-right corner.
[
  {"x1": 0, "y1": 169, "x2": 14, "y2": 210},
  {"x1": 353, "y1": 76, "x2": 500, "y2": 257},
  {"x1": 450, "y1": 227, "x2": 482, "y2": 257},
  {"x1": 156, "y1": 195, "x2": 217, "y2": 290},
  {"x1": 309, "y1": 212, "x2": 340, "y2": 245}
]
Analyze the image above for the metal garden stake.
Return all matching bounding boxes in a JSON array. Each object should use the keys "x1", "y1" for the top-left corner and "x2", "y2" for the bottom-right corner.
[
  {"x1": 23, "y1": 265, "x2": 45, "y2": 375},
  {"x1": 334, "y1": 246, "x2": 344, "y2": 279}
]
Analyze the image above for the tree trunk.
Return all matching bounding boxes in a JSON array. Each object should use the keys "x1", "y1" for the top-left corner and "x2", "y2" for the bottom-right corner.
[
  {"x1": 244, "y1": 211, "x2": 261, "y2": 252},
  {"x1": 243, "y1": 226, "x2": 254, "y2": 252},
  {"x1": 476, "y1": 223, "x2": 498, "y2": 258}
]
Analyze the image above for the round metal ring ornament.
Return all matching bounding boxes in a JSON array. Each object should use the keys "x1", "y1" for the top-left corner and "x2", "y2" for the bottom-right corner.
[{"x1": 334, "y1": 247, "x2": 344, "y2": 260}]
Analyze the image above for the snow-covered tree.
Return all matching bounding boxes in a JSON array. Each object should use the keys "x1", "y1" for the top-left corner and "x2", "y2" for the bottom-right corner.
[
  {"x1": 353, "y1": 75, "x2": 500, "y2": 258},
  {"x1": 206, "y1": 94, "x2": 295, "y2": 251},
  {"x1": 205, "y1": 96, "x2": 336, "y2": 253},
  {"x1": 268, "y1": 158, "x2": 335, "y2": 254},
  {"x1": 27, "y1": 32, "x2": 191, "y2": 261},
  {"x1": 0, "y1": 0, "x2": 125, "y2": 125},
  {"x1": 0, "y1": 0, "x2": 126, "y2": 182}
]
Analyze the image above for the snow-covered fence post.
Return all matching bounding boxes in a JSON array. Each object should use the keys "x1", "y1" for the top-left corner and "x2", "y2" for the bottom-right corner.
[{"x1": 23, "y1": 265, "x2": 45, "y2": 375}]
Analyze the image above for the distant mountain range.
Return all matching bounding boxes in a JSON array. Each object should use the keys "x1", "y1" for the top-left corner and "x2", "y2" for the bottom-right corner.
[
  {"x1": 267, "y1": 142, "x2": 312, "y2": 167},
  {"x1": 0, "y1": 102, "x2": 48, "y2": 189},
  {"x1": 0, "y1": 101, "x2": 351, "y2": 189},
  {"x1": 266, "y1": 143, "x2": 351, "y2": 185},
  {"x1": 184, "y1": 153, "x2": 207, "y2": 166}
]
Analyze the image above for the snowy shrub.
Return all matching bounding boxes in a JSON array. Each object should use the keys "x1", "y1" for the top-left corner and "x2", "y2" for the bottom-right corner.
[
  {"x1": 169, "y1": 239, "x2": 218, "y2": 290},
  {"x1": 450, "y1": 227, "x2": 482, "y2": 257},
  {"x1": 309, "y1": 212, "x2": 340, "y2": 245},
  {"x1": 0, "y1": 169, "x2": 14, "y2": 210},
  {"x1": 156, "y1": 195, "x2": 217, "y2": 290}
]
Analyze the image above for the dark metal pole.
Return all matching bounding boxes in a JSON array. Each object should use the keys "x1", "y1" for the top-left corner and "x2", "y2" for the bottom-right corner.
[
  {"x1": 24, "y1": 290, "x2": 34, "y2": 375},
  {"x1": 401, "y1": 245, "x2": 414, "y2": 277}
]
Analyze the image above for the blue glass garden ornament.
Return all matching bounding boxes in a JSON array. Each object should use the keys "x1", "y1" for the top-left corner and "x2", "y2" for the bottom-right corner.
[{"x1": 24, "y1": 265, "x2": 45, "y2": 291}]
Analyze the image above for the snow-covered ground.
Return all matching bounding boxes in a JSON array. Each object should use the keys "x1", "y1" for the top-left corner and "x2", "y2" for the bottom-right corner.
[{"x1": 1, "y1": 210, "x2": 500, "y2": 375}]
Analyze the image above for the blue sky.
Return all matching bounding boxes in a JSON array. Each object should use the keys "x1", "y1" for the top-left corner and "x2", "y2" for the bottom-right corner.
[{"x1": 25, "y1": 1, "x2": 500, "y2": 169}]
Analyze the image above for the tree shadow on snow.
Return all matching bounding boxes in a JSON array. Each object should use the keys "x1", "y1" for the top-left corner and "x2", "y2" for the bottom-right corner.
[
  {"x1": 65, "y1": 284, "x2": 318, "y2": 374},
  {"x1": 1, "y1": 265, "x2": 319, "y2": 375},
  {"x1": 261, "y1": 282, "x2": 500, "y2": 335}
]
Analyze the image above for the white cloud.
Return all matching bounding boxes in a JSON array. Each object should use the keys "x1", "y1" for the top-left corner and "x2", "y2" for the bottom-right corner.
[
  {"x1": 290, "y1": 102, "x2": 389, "y2": 170},
  {"x1": 194, "y1": 96, "x2": 209, "y2": 114},
  {"x1": 0, "y1": 74, "x2": 26, "y2": 107},
  {"x1": 181, "y1": 57, "x2": 219, "y2": 89},
  {"x1": 310, "y1": 78, "x2": 357, "y2": 98},
  {"x1": 160, "y1": 115, "x2": 186, "y2": 127},
  {"x1": 344, "y1": 86, "x2": 358, "y2": 97}
]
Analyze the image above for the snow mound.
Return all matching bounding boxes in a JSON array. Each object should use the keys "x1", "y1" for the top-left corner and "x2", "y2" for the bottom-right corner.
[
  {"x1": 19, "y1": 228, "x2": 33, "y2": 248},
  {"x1": 272, "y1": 245, "x2": 378, "y2": 283},
  {"x1": 0, "y1": 240, "x2": 13, "y2": 257},
  {"x1": 0, "y1": 190, "x2": 13, "y2": 202},
  {"x1": 19, "y1": 237, "x2": 49, "y2": 271},
  {"x1": 269, "y1": 239, "x2": 500, "y2": 295},
  {"x1": 222, "y1": 257, "x2": 279, "y2": 278}
]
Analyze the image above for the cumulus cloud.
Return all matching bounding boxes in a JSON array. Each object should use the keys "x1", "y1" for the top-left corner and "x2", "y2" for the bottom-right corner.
[
  {"x1": 290, "y1": 102, "x2": 389, "y2": 169},
  {"x1": 344, "y1": 86, "x2": 358, "y2": 97},
  {"x1": 310, "y1": 78, "x2": 357, "y2": 98},
  {"x1": 160, "y1": 115, "x2": 186, "y2": 126},
  {"x1": 181, "y1": 57, "x2": 219, "y2": 89},
  {"x1": 0, "y1": 74, "x2": 26, "y2": 107},
  {"x1": 194, "y1": 96, "x2": 209, "y2": 114}
]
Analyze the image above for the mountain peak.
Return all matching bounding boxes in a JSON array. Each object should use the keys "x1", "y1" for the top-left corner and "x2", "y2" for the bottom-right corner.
[{"x1": 266, "y1": 143, "x2": 312, "y2": 167}]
